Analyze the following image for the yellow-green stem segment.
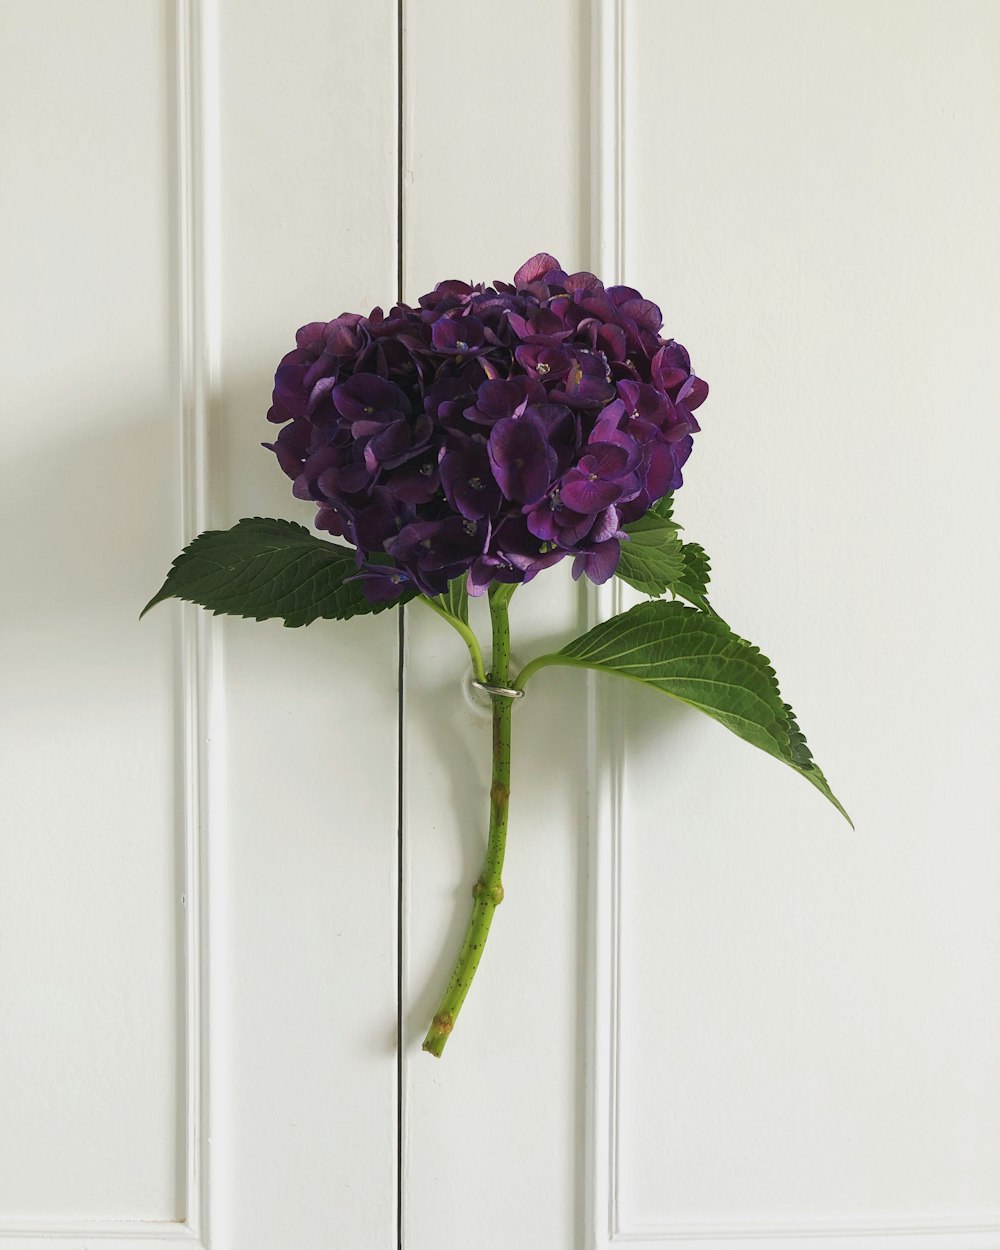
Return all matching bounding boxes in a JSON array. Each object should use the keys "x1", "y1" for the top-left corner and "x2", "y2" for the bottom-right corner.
[
  {"x1": 422, "y1": 584, "x2": 515, "y2": 1057},
  {"x1": 417, "y1": 593, "x2": 487, "y2": 684}
]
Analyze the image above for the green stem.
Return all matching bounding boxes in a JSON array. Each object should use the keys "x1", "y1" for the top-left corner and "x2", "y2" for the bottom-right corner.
[
  {"x1": 511, "y1": 649, "x2": 573, "y2": 691},
  {"x1": 417, "y1": 594, "x2": 487, "y2": 684},
  {"x1": 422, "y1": 584, "x2": 515, "y2": 1057}
]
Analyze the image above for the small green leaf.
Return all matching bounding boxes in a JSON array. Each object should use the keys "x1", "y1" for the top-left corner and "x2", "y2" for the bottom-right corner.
[
  {"x1": 555, "y1": 600, "x2": 850, "y2": 824},
  {"x1": 439, "y1": 573, "x2": 469, "y2": 625},
  {"x1": 677, "y1": 541, "x2": 710, "y2": 597},
  {"x1": 617, "y1": 510, "x2": 686, "y2": 597},
  {"x1": 673, "y1": 541, "x2": 717, "y2": 615},
  {"x1": 649, "y1": 493, "x2": 675, "y2": 522},
  {"x1": 618, "y1": 494, "x2": 721, "y2": 617},
  {"x1": 141, "y1": 517, "x2": 412, "y2": 628}
]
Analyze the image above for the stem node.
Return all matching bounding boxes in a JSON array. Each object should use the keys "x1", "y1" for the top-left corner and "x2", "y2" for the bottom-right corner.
[
  {"x1": 473, "y1": 877, "x2": 504, "y2": 905},
  {"x1": 490, "y1": 781, "x2": 510, "y2": 807}
]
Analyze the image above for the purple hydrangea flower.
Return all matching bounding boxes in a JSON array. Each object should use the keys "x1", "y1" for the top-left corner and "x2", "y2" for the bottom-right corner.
[{"x1": 263, "y1": 254, "x2": 708, "y2": 600}]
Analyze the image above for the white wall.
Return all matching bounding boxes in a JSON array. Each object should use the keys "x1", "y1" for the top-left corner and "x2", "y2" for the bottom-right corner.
[
  {"x1": 1, "y1": 2, "x2": 997, "y2": 1249},
  {"x1": 2, "y1": 2, "x2": 402, "y2": 1246},
  {"x1": 607, "y1": 5, "x2": 1000, "y2": 1246},
  {"x1": 1, "y1": 0, "x2": 182, "y2": 1227}
]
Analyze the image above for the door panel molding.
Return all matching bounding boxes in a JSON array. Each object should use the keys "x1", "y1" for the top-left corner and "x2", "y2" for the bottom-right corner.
[{"x1": 585, "y1": 3, "x2": 1000, "y2": 1248}]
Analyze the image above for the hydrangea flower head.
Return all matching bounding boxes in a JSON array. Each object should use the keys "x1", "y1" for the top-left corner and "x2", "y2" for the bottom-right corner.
[{"x1": 264, "y1": 253, "x2": 708, "y2": 600}]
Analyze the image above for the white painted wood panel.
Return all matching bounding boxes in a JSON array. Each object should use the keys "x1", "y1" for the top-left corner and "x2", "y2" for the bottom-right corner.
[
  {"x1": 2, "y1": 2, "x2": 402, "y2": 1247},
  {"x1": 594, "y1": 2, "x2": 1000, "y2": 1247},
  {"x1": 399, "y1": 4, "x2": 591, "y2": 1248},
  {"x1": 211, "y1": 1, "x2": 401, "y2": 1246},
  {"x1": 0, "y1": 0, "x2": 183, "y2": 1231},
  {"x1": 4, "y1": 3, "x2": 998, "y2": 1247}
]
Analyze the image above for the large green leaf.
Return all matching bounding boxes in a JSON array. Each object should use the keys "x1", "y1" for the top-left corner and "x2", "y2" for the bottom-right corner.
[
  {"x1": 552, "y1": 600, "x2": 849, "y2": 823},
  {"x1": 141, "y1": 517, "x2": 412, "y2": 628}
]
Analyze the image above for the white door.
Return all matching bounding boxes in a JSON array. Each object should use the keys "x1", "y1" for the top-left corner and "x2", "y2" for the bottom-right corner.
[{"x1": 3, "y1": 3, "x2": 998, "y2": 1249}]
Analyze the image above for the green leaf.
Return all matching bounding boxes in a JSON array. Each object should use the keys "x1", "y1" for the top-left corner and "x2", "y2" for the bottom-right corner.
[
  {"x1": 677, "y1": 541, "x2": 710, "y2": 597},
  {"x1": 616, "y1": 509, "x2": 686, "y2": 597},
  {"x1": 673, "y1": 541, "x2": 717, "y2": 615},
  {"x1": 439, "y1": 573, "x2": 469, "y2": 625},
  {"x1": 141, "y1": 517, "x2": 412, "y2": 628},
  {"x1": 554, "y1": 600, "x2": 850, "y2": 824},
  {"x1": 618, "y1": 494, "x2": 721, "y2": 617}
]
